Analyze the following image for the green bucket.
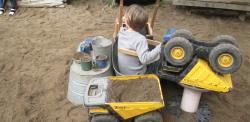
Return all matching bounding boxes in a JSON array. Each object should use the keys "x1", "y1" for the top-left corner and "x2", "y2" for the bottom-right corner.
[
  {"x1": 74, "y1": 52, "x2": 92, "y2": 71},
  {"x1": 81, "y1": 58, "x2": 92, "y2": 71}
]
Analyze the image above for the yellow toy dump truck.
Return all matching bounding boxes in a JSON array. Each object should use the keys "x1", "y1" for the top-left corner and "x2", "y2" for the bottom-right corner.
[
  {"x1": 84, "y1": 74, "x2": 165, "y2": 122},
  {"x1": 156, "y1": 29, "x2": 242, "y2": 92}
]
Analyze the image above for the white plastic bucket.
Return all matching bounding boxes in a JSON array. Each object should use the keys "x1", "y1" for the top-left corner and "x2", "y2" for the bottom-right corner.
[
  {"x1": 67, "y1": 61, "x2": 113, "y2": 105},
  {"x1": 69, "y1": 80, "x2": 87, "y2": 94},
  {"x1": 180, "y1": 87, "x2": 202, "y2": 113},
  {"x1": 67, "y1": 85, "x2": 85, "y2": 105}
]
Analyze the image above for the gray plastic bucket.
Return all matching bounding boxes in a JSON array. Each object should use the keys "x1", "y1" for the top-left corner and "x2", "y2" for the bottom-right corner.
[
  {"x1": 92, "y1": 36, "x2": 112, "y2": 61},
  {"x1": 112, "y1": 38, "x2": 125, "y2": 76}
]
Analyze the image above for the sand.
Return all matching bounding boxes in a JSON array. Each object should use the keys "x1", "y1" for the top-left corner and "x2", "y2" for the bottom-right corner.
[
  {"x1": 73, "y1": 52, "x2": 91, "y2": 61},
  {"x1": 108, "y1": 78, "x2": 161, "y2": 102},
  {"x1": 0, "y1": 0, "x2": 250, "y2": 122},
  {"x1": 96, "y1": 55, "x2": 107, "y2": 61}
]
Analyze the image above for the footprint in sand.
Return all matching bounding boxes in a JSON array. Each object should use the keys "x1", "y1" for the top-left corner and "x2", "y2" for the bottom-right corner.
[{"x1": 67, "y1": 106, "x2": 86, "y2": 121}]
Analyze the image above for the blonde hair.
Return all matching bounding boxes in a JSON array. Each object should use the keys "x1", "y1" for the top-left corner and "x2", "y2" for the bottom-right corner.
[{"x1": 125, "y1": 4, "x2": 148, "y2": 31}]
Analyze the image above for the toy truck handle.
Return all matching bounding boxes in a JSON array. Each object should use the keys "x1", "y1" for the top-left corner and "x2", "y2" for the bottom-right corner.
[{"x1": 85, "y1": 84, "x2": 104, "y2": 98}]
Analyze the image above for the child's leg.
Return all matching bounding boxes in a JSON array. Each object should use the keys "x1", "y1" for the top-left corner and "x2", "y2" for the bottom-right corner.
[
  {"x1": 0, "y1": 0, "x2": 4, "y2": 10},
  {"x1": 10, "y1": 0, "x2": 16, "y2": 9},
  {"x1": 0, "y1": 0, "x2": 4, "y2": 15},
  {"x1": 9, "y1": 0, "x2": 16, "y2": 15}
]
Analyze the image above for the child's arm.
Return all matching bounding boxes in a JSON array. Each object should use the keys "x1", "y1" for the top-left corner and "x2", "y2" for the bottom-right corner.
[{"x1": 135, "y1": 38, "x2": 161, "y2": 65}]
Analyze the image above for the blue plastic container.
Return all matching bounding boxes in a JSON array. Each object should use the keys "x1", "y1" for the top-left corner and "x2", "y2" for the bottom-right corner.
[
  {"x1": 163, "y1": 28, "x2": 177, "y2": 43},
  {"x1": 80, "y1": 38, "x2": 93, "y2": 54},
  {"x1": 95, "y1": 55, "x2": 108, "y2": 69}
]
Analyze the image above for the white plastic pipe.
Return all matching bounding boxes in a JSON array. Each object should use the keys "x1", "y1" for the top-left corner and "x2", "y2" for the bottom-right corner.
[{"x1": 181, "y1": 87, "x2": 202, "y2": 113}]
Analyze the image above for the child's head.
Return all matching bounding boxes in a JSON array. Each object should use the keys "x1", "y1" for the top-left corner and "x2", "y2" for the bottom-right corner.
[{"x1": 124, "y1": 4, "x2": 148, "y2": 31}]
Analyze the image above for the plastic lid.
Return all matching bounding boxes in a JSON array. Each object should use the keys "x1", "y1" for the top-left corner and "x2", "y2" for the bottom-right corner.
[{"x1": 163, "y1": 28, "x2": 177, "y2": 42}]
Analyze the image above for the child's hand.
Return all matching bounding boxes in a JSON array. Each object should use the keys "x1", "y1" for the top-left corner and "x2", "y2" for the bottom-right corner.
[
  {"x1": 122, "y1": 16, "x2": 126, "y2": 23},
  {"x1": 115, "y1": 18, "x2": 119, "y2": 23}
]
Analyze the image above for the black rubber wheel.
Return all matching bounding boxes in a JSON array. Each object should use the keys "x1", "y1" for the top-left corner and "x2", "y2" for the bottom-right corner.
[
  {"x1": 164, "y1": 37, "x2": 194, "y2": 66},
  {"x1": 115, "y1": 0, "x2": 156, "y2": 5},
  {"x1": 212, "y1": 35, "x2": 238, "y2": 46},
  {"x1": 209, "y1": 44, "x2": 242, "y2": 74},
  {"x1": 172, "y1": 29, "x2": 193, "y2": 40},
  {"x1": 91, "y1": 115, "x2": 119, "y2": 122},
  {"x1": 134, "y1": 111, "x2": 163, "y2": 122}
]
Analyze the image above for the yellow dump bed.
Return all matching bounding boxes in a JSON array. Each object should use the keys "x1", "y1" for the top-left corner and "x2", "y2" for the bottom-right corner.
[
  {"x1": 107, "y1": 75, "x2": 165, "y2": 119},
  {"x1": 85, "y1": 74, "x2": 165, "y2": 120},
  {"x1": 180, "y1": 59, "x2": 233, "y2": 92}
]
